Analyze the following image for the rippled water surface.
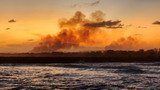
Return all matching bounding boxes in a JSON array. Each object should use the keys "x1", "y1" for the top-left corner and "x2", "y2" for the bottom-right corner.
[{"x1": 0, "y1": 63, "x2": 160, "y2": 89}]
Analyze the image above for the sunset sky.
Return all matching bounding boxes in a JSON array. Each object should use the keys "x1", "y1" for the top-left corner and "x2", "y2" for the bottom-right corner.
[{"x1": 0, "y1": 0, "x2": 160, "y2": 53}]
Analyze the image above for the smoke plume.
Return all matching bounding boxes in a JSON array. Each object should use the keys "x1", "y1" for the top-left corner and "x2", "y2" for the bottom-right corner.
[
  {"x1": 32, "y1": 11, "x2": 123, "y2": 53},
  {"x1": 105, "y1": 36, "x2": 144, "y2": 50}
]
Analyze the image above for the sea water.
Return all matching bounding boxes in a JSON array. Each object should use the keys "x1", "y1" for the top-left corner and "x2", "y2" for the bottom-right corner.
[{"x1": 0, "y1": 63, "x2": 159, "y2": 89}]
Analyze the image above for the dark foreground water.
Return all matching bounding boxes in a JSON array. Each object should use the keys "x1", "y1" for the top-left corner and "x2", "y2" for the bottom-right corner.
[{"x1": 0, "y1": 63, "x2": 160, "y2": 90}]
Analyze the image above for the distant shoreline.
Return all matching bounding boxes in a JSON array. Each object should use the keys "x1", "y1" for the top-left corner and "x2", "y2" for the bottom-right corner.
[
  {"x1": 0, "y1": 49, "x2": 160, "y2": 63},
  {"x1": 0, "y1": 57, "x2": 159, "y2": 63}
]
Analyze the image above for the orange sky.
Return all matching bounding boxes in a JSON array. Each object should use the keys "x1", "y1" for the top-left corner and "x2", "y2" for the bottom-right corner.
[{"x1": 0, "y1": 0, "x2": 160, "y2": 53}]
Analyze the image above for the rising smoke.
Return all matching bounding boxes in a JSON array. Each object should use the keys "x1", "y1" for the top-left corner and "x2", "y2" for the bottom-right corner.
[
  {"x1": 32, "y1": 11, "x2": 124, "y2": 53},
  {"x1": 105, "y1": 36, "x2": 141, "y2": 50}
]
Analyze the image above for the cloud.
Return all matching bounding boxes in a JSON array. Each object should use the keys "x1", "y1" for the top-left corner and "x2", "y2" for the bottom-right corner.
[
  {"x1": 89, "y1": 0, "x2": 101, "y2": 6},
  {"x1": 8, "y1": 19, "x2": 16, "y2": 23},
  {"x1": 31, "y1": 33, "x2": 42, "y2": 37},
  {"x1": 5, "y1": 28, "x2": 11, "y2": 30},
  {"x1": 28, "y1": 39, "x2": 34, "y2": 42},
  {"x1": 84, "y1": 20, "x2": 123, "y2": 28},
  {"x1": 72, "y1": 0, "x2": 101, "y2": 8},
  {"x1": 137, "y1": 26, "x2": 147, "y2": 28},
  {"x1": 153, "y1": 21, "x2": 160, "y2": 25}
]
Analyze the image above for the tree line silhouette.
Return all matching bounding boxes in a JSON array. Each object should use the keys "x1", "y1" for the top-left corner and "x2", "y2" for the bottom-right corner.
[{"x1": 0, "y1": 49, "x2": 160, "y2": 63}]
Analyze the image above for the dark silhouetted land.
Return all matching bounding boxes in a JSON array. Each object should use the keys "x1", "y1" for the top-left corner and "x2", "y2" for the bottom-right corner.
[{"x1": 0, "y1": 49, "x2": 160, "y2": 63}]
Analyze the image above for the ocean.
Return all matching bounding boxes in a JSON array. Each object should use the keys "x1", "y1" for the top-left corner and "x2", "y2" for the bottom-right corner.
[{"x1": 0, "y1": 63, "x2": 159, "y2": 90}]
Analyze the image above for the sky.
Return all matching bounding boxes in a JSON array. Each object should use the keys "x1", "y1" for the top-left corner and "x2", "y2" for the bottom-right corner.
[{"x1": 0, "y1": 0, "x2": 160, "y2": 53}]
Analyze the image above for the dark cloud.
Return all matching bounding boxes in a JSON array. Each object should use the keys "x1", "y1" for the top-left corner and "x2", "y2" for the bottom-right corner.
[
  {"x1": 28, "y1": 39, "x2": 34, "y2": 42},
  {"x1": 8, "y1": 19, "x2": 16, "y2": 23},
  {"x1": 153, "y1": 21, "x2": 160, "y2": 25},
  {"x1": 72, "y1": 0, "x2": 101, "y2": 8},
  {"x1": 84, "y1": 20, "x2": 123, "y2": 28},
  {"x1": 5, "y1": 28, "x2": 11, "y2": 30},
  {"x1": 90, "y1": 0, "x2": 101, "y2": 6},
  {"x1": 137, "y1": 26, "x2": 147, "y2": 28},
  {"x1": 32, "y1": 33, "x2": 42, "y2": 37}
]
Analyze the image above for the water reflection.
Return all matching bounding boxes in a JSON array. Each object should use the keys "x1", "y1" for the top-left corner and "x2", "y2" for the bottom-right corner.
[{"x1": 0, "y1": 63, "x2": 159, "y2": 89}]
